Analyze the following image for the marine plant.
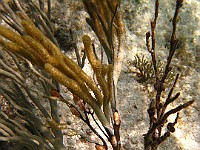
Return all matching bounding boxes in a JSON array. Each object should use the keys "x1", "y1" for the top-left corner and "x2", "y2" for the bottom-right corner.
[{"x1": 144, "y1": 0, "x2": 194, "y2": 150}]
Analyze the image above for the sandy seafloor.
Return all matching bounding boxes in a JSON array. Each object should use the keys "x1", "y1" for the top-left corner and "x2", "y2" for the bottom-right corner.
[
  {"x1": 51, "y1": 0, "x2": 200, "y2": 149},
  {"x1": 1, "y1": 0, "x2": 200, "y2": 150}
]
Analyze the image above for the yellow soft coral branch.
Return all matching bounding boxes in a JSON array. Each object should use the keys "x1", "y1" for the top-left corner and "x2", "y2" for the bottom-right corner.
[
  {"x1": 0, "y1": 14, "x2": 113, "y2": 133},
  {"x1": 0, "y1": 26, "x2": 45, "y2": 66},
  {"x1": 0, "y1": 19, "x2": 103, "y2": 107},
  {"x1": 82, "y1": 35, "x2": 102, "y2": 71},
  {"x1": 21, "y1": 20, "x2": 62, "y2": 59},
  {"x1": 22, "y1": 35, "x2": 55, "y2": 64},
  {"x1": 63, "y1": 55, "x2": 103, "y2": 106},
  {"x1": 45, "y1": 63, "x2": 92, "y2": 104},
  {"x1": 0, "y1": 37, "x2": 37, "y2": 64},
  {"x1": 44, "y1": 63, "x2": 111, "y2": 129},
  {"x1": 0, "y1": 26, "x2": 27, "y2": 48},
  {"x1": 107, "y1": 64, "x2": 114, "y2": 103},
  {"x1": 82, "y1": 35, "x2": 111, "y2": 120}
]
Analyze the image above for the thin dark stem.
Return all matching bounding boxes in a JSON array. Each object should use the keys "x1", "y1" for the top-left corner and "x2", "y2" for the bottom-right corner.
[
  {"x1": 47, "y1": 0, "x2": 51, "y2": 20},
  {"x1": 84, "y1": 110, "x2": 108, "y2": 147},
  {"x1": 90, "y1": 111, "x2": 109, "y2": 139}
]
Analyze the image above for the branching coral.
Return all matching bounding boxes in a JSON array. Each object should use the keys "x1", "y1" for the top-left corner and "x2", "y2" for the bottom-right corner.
[{"x1": 144, "y1": 0, "x2": 194, "y2": 150}]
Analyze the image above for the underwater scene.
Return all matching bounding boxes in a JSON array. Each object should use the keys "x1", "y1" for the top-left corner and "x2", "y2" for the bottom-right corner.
[{"x1": 0, "y1": 0, "x2": 199, "y2": 149}]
